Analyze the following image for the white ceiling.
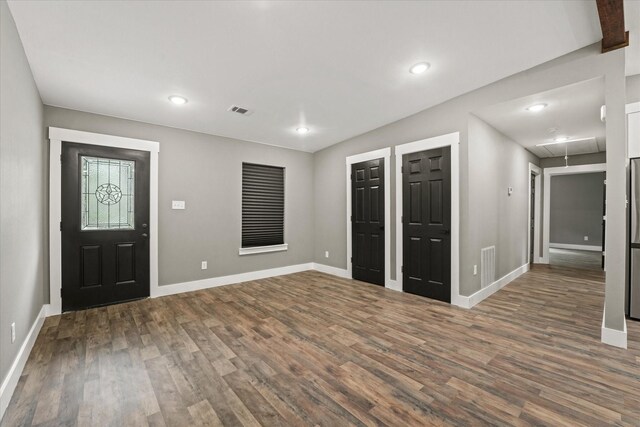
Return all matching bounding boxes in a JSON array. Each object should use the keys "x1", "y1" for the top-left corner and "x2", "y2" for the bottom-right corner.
[
  {"x1": 7, "y1": 1, "x2": 617, "y2": 152},
  {"x1": 475, "y1": 77, "x2": 605, "y2": 158}
]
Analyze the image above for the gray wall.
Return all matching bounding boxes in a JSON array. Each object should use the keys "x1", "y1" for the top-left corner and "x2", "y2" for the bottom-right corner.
[
  {"x1": 468, "y1": 115, "x2": 538, "y2": 280},
  {"x1": 44, "y1": 107, "x2": 315, "y2": 286},
  {"x1": 550, "y1": 173, "x2": 605, "y2": 246},
  {"x1": 0, "y1": 0, "x2": 46, "y2": 386},
  {"x1": 540, "y1": 152, "x2": 606, "y2": 168},
  {"x1": 313, "y1": 42, "x2": 627, "y2": 326}
]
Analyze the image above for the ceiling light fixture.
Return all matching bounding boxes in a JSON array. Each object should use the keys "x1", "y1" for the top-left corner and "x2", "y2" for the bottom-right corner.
[
  {"x1": 409, "y1": 62, "x2": 431, "y2": 75},
  {"x1": 168, "y1": 95, "x2": 188, "y2": 105},
  {"x1": 296, "y1": 127, "x2": 309, "y2": 134},
  {"x1": 526, "y1": 103, "x2": 547, "y2": 112},
  {"x1": 554, "y1": 136, "x2": 569, "y2": 142}
]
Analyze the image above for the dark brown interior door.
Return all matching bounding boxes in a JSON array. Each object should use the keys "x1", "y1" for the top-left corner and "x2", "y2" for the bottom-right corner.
[
  {"x1": 531, "y1": 173, "x2": 535, "y2": 264},
  {"x1": 61, "y1": 142, "x2": 150, "y2": 311},
  {"x1": 402, "y1": 147, "x2": 451, "y2": 302},
  {"x1": 351, "y1": 158, "x2": 385, "y2": 286}
]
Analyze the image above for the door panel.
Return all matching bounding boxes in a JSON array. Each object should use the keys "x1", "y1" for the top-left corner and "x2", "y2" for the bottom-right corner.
[
  {"x1": 351, "y1": 158, "x2": 385, "y2": 285},
  {"x1": 403, "y1": 147, "x2": 451, "y2": 302},
  {"x1": 530, "y1": 173, "x2": 535, "y2": 264},
  {"x1": 62, "y1": 142, "x2": 150, "y2": 311}
]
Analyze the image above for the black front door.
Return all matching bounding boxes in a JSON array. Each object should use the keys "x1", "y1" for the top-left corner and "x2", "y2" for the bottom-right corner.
[
  {"x1": 61, "y1": 142, "x2": 150, "y2": 311},
  {"x1": 402, "y1": 147, "x2": 451, "y2": 302},
  {"x1": 351, "y1": 158, "x2": 385, "y2": 285}
]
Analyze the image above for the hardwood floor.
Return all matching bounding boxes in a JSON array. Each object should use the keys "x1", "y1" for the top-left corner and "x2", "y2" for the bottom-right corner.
[{"x1": 2, "y1": 266, "x2": 639, "y2": 426}]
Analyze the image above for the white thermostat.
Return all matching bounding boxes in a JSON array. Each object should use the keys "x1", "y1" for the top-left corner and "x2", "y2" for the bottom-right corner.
[{"x1": 172, "y1": 200, "x2": 186, "y2": 210}]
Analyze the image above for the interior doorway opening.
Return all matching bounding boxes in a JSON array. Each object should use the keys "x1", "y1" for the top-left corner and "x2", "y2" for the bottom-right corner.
[{"x1": 546, "y1": 170, "x2": 606, "y2": 271}]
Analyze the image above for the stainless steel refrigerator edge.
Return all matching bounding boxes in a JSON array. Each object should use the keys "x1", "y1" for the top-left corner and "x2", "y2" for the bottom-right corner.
[{"x1": 629, "y1": 158, "x2": 640, "y2": 319}]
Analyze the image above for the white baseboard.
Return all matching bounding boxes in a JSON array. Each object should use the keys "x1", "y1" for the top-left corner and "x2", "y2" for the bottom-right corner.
[
  {"x1": 311, "y1": 263, "x2": 350, "y2": 279},
  {"x1": 386, "y1": 279, "x2": 401, "y2": 292},
  {"x1": 601, "y1": 309, "x2": 627, "y2": 349},
  {"x1": 458, "y1": 263, "x2": 530, "y2": 309},
  {"x1": 549, "y1": 243, "x2": 602, "y2": 252},
  {"x1": 153, "y1": 263, "x2": 314, "y2": 297},
  {"x1": 0, "y1": 304, "x2": 49, "y2": 421}
]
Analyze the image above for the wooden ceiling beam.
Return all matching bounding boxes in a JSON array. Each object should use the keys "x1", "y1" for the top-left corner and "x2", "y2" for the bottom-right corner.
[{"x1": 596, "y1": 0, "x2": 629, "y2": 53}]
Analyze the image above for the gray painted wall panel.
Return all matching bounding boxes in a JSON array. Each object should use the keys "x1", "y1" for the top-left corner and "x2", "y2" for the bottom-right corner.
[
  {"x1": 0, "y1": 0, "x2": 46, "y2": 385},
  {"x1": 43, "y1": 106, "x2": 315, "y2": 287},
  {"x1": 550, "y1": 173, "x2": 605, "y2": 246},
  {"x1": 468, "y1": 115, "x2": 538, "y2": 281}
]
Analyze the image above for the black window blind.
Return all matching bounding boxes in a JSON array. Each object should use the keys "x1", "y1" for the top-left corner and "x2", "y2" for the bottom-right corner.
[{"x1": 242, "y1": 163, "x2": 285, "y2": 247}]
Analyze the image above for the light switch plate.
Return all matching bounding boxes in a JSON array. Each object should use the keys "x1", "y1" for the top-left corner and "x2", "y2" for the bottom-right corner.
[
  {"x1": 172, "y1": 200, "x2": 186, "y2": 210},
  {"x1": 201, "y1": 261, "x2": 207, "y2": 270}
]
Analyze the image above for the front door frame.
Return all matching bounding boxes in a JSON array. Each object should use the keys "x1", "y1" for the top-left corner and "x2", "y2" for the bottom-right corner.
[
  {"x1": 395, "y1": 132, "x2": 461, "y2": 306},
  {"x1": 49, "y1": 127, "x2": 159, "y2": 315},
  {"x1": 346, "y1": 148, "x2": 391, "y2": 288},
  {"x1": 541, "y1": 163, "x2": 607, "y2": 264}
]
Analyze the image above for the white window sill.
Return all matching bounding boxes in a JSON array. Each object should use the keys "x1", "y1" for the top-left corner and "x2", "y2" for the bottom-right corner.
[{"x1": 239, "y1": 243, "x2": 288, "y2": 256}]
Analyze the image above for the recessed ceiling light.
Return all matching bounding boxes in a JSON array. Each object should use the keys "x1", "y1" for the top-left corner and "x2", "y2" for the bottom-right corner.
[
  {"x1": 526, "y1": 103, "x2": 547, "y2": 112},
  {"x1": 296, "y1": 127, "x2": 309, "y2": 134},
  {"x1": 409, "y1": 62, "x2": 431, "y2": 75},
  {"x1": 168, "y1": 95, "x2": 188, "y2": 105},
  {"x1": 554, "y1": 136, "x2": 569, "y2": 142}
]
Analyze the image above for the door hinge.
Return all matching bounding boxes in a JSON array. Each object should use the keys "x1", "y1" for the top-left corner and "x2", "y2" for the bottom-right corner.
[
  {"x1": 60, "y1": 154, "x2": 62, "y2": 163},
  {"x1": 59, "y1": 221, "x2": 62, "y2": 231},
  {"x1": 60, "y1": 288, "x2": 62, "y2": 297},
  {"x1": 401, "y1": 266, "x2": 404, "y2": 273},
  {"x1": 350, "y1": 215, "x2": 353, "y2": 222},
  {"x1": 350, "y1": 257, "x2": 353, "y2": 263},
  {"x1": 401, "y1": 215, "x2": 403, "y2": 223},
  {"x1": 401, "y1": 166, "x2": 404, "y2": 173}
]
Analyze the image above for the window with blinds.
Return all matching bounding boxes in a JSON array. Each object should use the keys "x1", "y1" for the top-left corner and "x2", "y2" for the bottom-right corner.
[{"x1": 242, "y1": 163, "x2": 285, "y2": 248}]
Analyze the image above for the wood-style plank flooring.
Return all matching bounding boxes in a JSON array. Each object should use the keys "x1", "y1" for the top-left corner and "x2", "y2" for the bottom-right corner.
[
  {"x1": 2, "y1": 265, "x2": 639, "y2": 426},
  {"x1": 549, "y1": 248, "x2": 603, "y2": 270}
]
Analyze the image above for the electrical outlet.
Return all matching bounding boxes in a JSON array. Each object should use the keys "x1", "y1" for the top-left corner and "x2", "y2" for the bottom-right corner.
[
  {"x1": 325, "y1": 251, "x2": 329, "y2": 258},
  {"x1": 201, "y1": 261, "x2": 207, "y2": 270},
  {"x1": 584, "y1": 236, "x2": 589, "y2": 241},
  {"x1": 172, "y1": 200, "x2": 186, "y2": 210},
  {"x1": 11, "y1": 322, "x2": 15, "y2": 343},
  {"x1": 473, "y1": 265, "x2": 478, "y2": 276}
]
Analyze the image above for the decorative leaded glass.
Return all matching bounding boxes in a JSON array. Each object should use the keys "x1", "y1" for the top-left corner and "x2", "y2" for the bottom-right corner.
[{"x1": 81, "y1": 156, "x2": 135, "y2": 230}]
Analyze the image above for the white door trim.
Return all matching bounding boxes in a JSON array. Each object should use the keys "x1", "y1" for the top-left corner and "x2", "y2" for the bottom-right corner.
[
  {"x1": 542, "y1": 163, "x2": 606, "y2": 264},
  {"x1": 48, "y1": 127, "x2": 160, "y2": 315},
  {"x1": 394, "y1": 132, "x2": 461, "y2": 306},
  {"x1": 345, "y1": 147, "x2": 392, "y2": 288},
  {"x1": 528, "y1": 163, "x2": 542, "y2": 264}
]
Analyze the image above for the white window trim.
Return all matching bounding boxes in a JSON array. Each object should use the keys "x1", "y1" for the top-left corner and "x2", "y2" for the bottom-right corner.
[
  {"x1": 394, "y1": 132, "x2": 462, "y2": 306},
  {"x1": 239, "y1": 243, "x2": 289, "y2": 256},
  {"x1": 48, "y1": 127, "x2": 160, "y2": 314},
  {"x1": 345, "y1": 147, "x2": 392, "y2": 288},
  {"x1": 528, "y1": 163, "x2": 542, "y2": 264},
  {"x1": 542, "y1": 163, "x2": 607, "y2": 265}
]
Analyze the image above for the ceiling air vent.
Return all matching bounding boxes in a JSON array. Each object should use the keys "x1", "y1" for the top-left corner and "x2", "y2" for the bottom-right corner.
[{"x1": 228, "y1": 105, "x2": 253, "y2": 116}]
